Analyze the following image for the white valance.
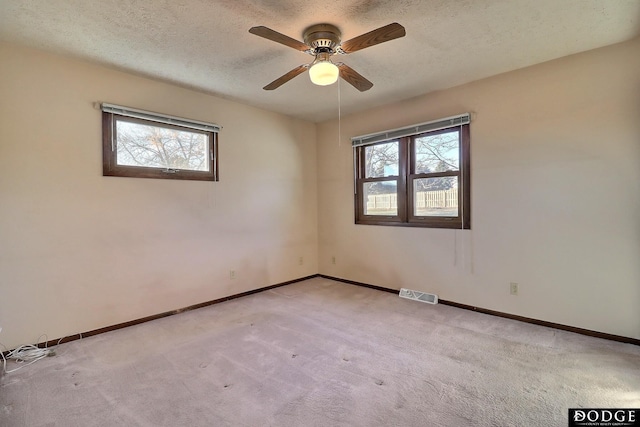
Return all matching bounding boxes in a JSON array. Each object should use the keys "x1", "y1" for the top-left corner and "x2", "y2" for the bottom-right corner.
[
  {"x1": 101, "y1": 103, "x2": 221, "y2": 133},
  {"x1": 351, "y1": 113, "x2": 469, "y2": 147}
]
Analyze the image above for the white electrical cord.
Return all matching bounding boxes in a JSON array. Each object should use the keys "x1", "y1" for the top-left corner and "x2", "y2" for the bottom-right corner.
[
  {"x1": 1, "y1": 335, "x2": 54, "y2": 374},
  {"x1": 0, "y1": 333, "x2": 79, "y2": 374}
]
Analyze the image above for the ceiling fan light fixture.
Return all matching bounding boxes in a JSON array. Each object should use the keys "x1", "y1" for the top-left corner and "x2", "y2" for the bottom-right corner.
[
  {"x1": 309, "y1": 61, "x2": 339, "y2": 86},
  {"x1": 309, "y1": 52, "x2": 339, "y2": 86}
]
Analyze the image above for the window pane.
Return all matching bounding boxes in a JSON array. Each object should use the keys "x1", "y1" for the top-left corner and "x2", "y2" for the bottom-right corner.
[
  {"x1": 415, "y1": 130, "x2": 459, "y2": 174},
  {"x1": 116, "y1": 119, "x2": 210, "y2": 171},
  {"x1": 364, "y1": 181, "x2": 397, "y2": 216},
  {"x1": 365, "y1": 141, "x2": 399, "y2": 178},
  {"x1": 414, "y1": 177, "x2": 459, "y2": 217}
]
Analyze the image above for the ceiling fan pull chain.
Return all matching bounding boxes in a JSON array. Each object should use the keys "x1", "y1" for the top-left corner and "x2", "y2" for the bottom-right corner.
[{"x1": 338, "y1": 76, "x2": 342, "y2": 148}]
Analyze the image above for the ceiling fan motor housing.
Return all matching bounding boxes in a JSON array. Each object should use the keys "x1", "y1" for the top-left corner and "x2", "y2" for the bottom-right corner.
[{"x1": 303, "y1": 24, "x2": 341, "y2": 53}]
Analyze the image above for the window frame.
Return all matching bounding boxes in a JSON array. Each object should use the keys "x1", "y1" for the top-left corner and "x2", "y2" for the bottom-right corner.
[
  {"x1": 354, "y1": 123, "x2": 470, "y2": 229},
  {"x1": 102, "y1": 111, "x2": 219, "y2": 182}
]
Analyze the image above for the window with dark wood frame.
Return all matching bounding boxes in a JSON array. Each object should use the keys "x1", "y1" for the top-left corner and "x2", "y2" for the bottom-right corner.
[
  {"x1": 354, "y1": 120, "x2": 470, "y2": 229},
  {"x1": 102, "y1": 105, "x2": 219, "y2": 182}
]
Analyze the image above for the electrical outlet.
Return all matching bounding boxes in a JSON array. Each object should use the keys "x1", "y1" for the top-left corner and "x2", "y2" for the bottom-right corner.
[
  {"x1": 331, "y1": 256, "x2": 336, "y2": 265},
  {"x1": 298, "y1": 257, "x2": 304, "y2": 266},
  {"x1": 510, "y1": 282, "x2": 519, "y2": 296},
  {"x1": 230, "y1": 270, "x2": 236, "y2": 280}
]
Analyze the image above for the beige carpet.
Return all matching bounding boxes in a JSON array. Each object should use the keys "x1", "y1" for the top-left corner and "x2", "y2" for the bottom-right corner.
[{"x1": 1, "y1": 277, "x2": 639, "y2": 426}]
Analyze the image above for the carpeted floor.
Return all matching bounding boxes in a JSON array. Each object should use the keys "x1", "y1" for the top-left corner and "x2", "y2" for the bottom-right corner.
[{"x1": 1, "y1": 277, "x2": 639, "y2": 426}]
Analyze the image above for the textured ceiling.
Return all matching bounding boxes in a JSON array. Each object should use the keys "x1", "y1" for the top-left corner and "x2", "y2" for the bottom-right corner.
[{"x1": 1, "y1": 0, "x2": 639, "y2": 122}]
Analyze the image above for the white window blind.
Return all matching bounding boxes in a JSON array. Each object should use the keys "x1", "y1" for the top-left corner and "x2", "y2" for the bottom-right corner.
[
  {"x1": 351, "y1": 113, "x2": 469, "y2": 147},
  {"x1": 101, "y1": 103, "x2": 221, "y2": 133}
]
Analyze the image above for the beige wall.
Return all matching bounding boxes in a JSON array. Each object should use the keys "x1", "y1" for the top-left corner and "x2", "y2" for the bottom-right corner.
[
  {"x1": 1, "y1": 36, "x2": 639, "y2": 349},
  {"x1": 0, "y1": 42, "x2": 318, "y2": 349},
  {"x1": 317, "y1": 37, "x2": 640, "y2": 339}
]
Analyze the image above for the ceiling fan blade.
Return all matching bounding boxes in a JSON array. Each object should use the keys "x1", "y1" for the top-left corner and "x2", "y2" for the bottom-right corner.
[
  {"x1": 263, "y1": 64, "x2": 309, "y2": 90},
  {"x1": 340, "y1": 23, "x2": 406, "y2": 54},
  {"x1": 338, "y1": 63, "x2": 373, "y2": 92},
  {"x1": 249, "y1": 26, "x2": 309, "y2": 52}
]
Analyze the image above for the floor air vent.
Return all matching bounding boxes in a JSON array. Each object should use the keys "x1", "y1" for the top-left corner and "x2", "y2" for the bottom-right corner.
[{"x1": 399, "y1": 288, "x2": 438, "y2": 304}]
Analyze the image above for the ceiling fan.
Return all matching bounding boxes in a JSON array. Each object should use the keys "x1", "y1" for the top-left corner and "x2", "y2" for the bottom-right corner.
[{"x1": 248, "y1": 22, "x2": 406, "y2": 91}]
